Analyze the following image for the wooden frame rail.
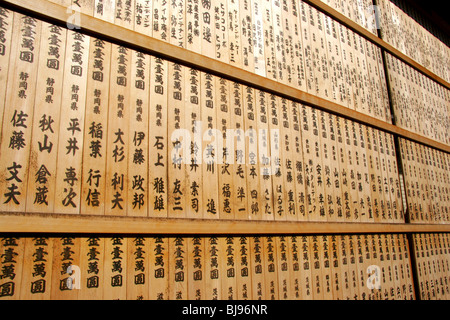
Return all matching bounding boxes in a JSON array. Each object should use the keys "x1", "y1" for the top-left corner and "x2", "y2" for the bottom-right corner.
[
  {"x1": 3, "y1": 0, "x2": 450, "y2": 154},
  {"x1": 1, "y1": 212, "x2": 449, "y2": 235}
]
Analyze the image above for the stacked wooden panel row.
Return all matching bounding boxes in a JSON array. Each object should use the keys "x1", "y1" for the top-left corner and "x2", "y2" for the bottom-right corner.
[
  {"x1": 400, "y1": 139, "x2": 450, "y2": 224},
  {"x1": 412, "y1": 233, "x2": 450, "y2": 300},
  {"x1": 0, "y1": 234, "x2": 416, "y2": 300},
  {"x1": 385, "y1": 53, "x2": 449, "y2": 145},
  {"x1": 44, "y1": 0, "x2": 393, "y2": 121},
  {"x1": 376, "y1": 0, "x2": 450, "y2": 83}
]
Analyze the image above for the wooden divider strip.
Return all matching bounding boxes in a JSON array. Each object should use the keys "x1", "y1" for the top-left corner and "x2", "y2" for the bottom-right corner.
[{"x1": 1, "y1": 212, "x2": 449, "y2": 235}]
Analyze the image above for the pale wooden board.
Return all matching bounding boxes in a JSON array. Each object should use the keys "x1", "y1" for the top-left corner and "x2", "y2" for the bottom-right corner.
[
  {"x1": 78, "y1": 236, "x2": 105, "y2": 300},
  {"x1": 299, "y1": 235, "x2": 313, "y2": 300},
  {"x1": 201, "y1": 72, "x2": 220, "y2": 219},
  {"x1": 148, "y1": 236, "x2": 169, "y2": 300},
  {"x1": 236, "y1": 236, "x2": 253, "y2": 300},
  {"x1": 347, "y1": 234, "x2": 360, "y2": 299},
  {"x1": 0, "y1": 237, "x2": 25, "y2": 300},
  {"x1": 389, "y1": 234, "x2": 403, "y2": 299},
  {"x1": 361, "y1": 124, "x2": 378, "y2": 223},
  {"x1": 321, "y1": 235, "x2": 334, "y2": 299},
  {"x1": 0, "y1": 7, "x2": 14, "y2": 150},
  {"x1": 249, "y1": 236, "x2": 265, "y2": 300},
  {"x1": 255, "y1": 89, "x2": 274, "y2": 221},
  {"x1": 317, "y1": 110, "x2": 335, "y2": 222},
  {"x1": 184, "y1": 68, "x2": 203, "y2": 219},
  {"x1": 240, "y1": 0, "x2": 255, "y2": 73},
  {"x1": 227, "y1": 0, "x2": 242, "y2": 68},
  {"x1": 53, "y1": 29, "x2": 90, "y2": 214},
  {"x1": 281, "y1": 0, "x2": 296, "y2": 88},
  {"x1": 148, "y1": 57, "x2": 168, "y2": 218},
  {"x1": 19, "y1": 237, "x2": 54, "y2": 300},
  {"x1": 167, "y1": 63, "x2": 187, "y2": 218},
  {"x1": 398, "y1": 234, "x2": 413, "y2": 300},
  {"x1": 127, "y1": 50, "x2": 150, "y2": 217},
  {"x1": 387, "y1": 133, "x2": 404, "y2": 223},
  {"x1": 355, "y1": 122, "x2": 371, "y2": 223},
  {"x1": 243, "y1": 85, "x2": 262, "y2": 221},
  {"x1": 230, "y1": 81, "x2": 248, "y2": 220},
  {"x1": 377, "y1": 128, "x2": 394, "y2": 222},
  {"x1": 334, "y1": 116, "x2": 352, "y2": 222},
  {"x1": 24, "y1": 23, "x2": 66, "y2": 214},
  {"x1": 50, "y1": 236, "x2": 80, "y2": 299},
  {"x1": 263, "y1": 236, "x2": 278, "y2": 300},
  {"x1": 330, "y1": 234, "x2": 343, "y2": 300},
  {"x1": 337, "y1": 23, "x2": 356, "y2": 111},
  {"x1": 102, "y1": 236, "x2": 127, "y2": 300},
  {"x1": 287, "y1": 235, "x2": 301, "y2": 299},
  {"x1": 215, "y1": 78, "x2": 234, "y2": 219},
  {"x1": 287, "y1": 0, "x2": 307, "y2": 92},
  {"x1": 204, "y1": 236, "x2": 221, "y2": 299},
  {"x1": 187, "y1": 236, "x2": 206, "y2": 300},
  {"x1": 261, "y1": 0, "x2": 277, "y2": 81},
  {"x1": 279, "y1": 97, "x2": 298, "y2": 221},
  {"x1": 80, "y1": 38, "x2": 112, "y2": 216},
  {"x1": 268, "y1": 95, "x2": 286, "y2": 221},
  {"x1": 291, "y1": 101, "x2": 308, "y2": 221},
  {"x1": 199, "y1": 0, "x2": 215, "y2": 58},
  {"x1": 343, "y1": 119, "x2": 360, "y2": 222},
  {"x1": 168, "y1": 236, "x2": 188, "y2": 300},
  {"x1": 310, "y1": 235, "x2": 324, "y2": 299},
  {"x1": 355, "y1": 235, "x2": 369, "y2": 300},
  {"x1": 298, "y1": 1, "x2": 314, "y2": 94},
  {"x1": 213, "y1": 0, "x2": 228, "y2": 63},
  {"x1": 152, "y1": 0, "x2": 169, "y2": 42},
  {"x1": 271, "y1": 0, "x2": 287, "y2": 85},
  {"x1": 220, "y1": 236, "x2": 237, "y2": 300},
  {"x1": 0, "y1": 14, "x2": 42, "y2": 212},
  {"x1": 93, "y1": 0, "x2": 116, "y2": 23},
  {"x1": 275, "y1": 236, "x2": 292, "y2": 299},
  {"x1": 104, "y1": 44, "x2": 131, "y2": 216},
  {"x1": 134, "y1": 0, "x2": 153, "y2": 37},
  {"x1": 169, "y1": 0, "x2": 185, "y2": 48},
  {"x1": 126, "y1": 237, "x2": 149, "y2": 300}
]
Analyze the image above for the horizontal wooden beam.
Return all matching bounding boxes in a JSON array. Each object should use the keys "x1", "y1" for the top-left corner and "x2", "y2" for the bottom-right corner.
[
  {"x1": 0, "y1": 212, "x2": 449, "y2": 235},
  {"x1": 3, "y1": 0, "x2": 450, "y2": 154},
  {"x1": 304, "y1": 0, "x2": 450, "y2": 90}
]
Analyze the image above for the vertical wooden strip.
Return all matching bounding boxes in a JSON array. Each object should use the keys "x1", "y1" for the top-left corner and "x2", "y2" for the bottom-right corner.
[
  {"x1": 200, "y1": 0, "x2": 215, "y2": 58},
  {"x1": 288, "y1": 235, "x2": 301, "y2": 299},
  {"x1": 185, "y1": 0, "x2": 201, "y2": 53},
  {"x1": 148, "y1": 236, "x2": 169, "y2": 300},
  {"x1": 127, "y1": 50, "x2": 150, "y2": 217},
  {"x1": 53, "y1": 30, "x2": 89, "y2": 214},
  {"x1": 250, "y1": 236, "x2": 265, "y2": 300},
  {"x1": 50, "y1": 236, "x2": 80, "y2": 299},
  {"x1": 169, "y1": 236, "x2": 187, "y2": 300},
  {"x1": 243, "y1": 85, "x2": 262, "y2": 220},
  {"x1": 205, "y1": 236, "x2": 221, "y2": 299},
  {"x1": 0, "y1": 14, "x2": 42, "y2": 212},
  {"x1": 148, "y1": 57, "x2": 168, "y2": 218},
  {"x1": 201, "y1": 72, "x2": 219, "y2": 219},
  {"x1": 80, "y1": 37, "x2": 111, "y2": 215},
  {"x1": 103, "y1": 236, "x2": 127, "y2": 300},
  {"x1": 126, "y1": 237, "x2": 149, "y2": 300},
  {"x1": 299, "y1": 235, "x2": 313, "y2": 300},
  {"x1": 213, "y1": 0, "x2": 228, "y2": 63},
  {"x1": 185, "y1": 68, "x2": 203, "y2": 219},
  {"x1": 134, "y1": 0, "x2": 153, "y2": 37},
  {"x1": 216, "y1": 78, "x2": 234, "y2": 219},
  {"x1": 78, "y1": 236, "x2": 104, "y2": 300},
  {"x1": 169, "y1": 0, "x2": 185, "y2": 48},
  {"x1": 275, "y1": 235, "x2": 291, "y2": 299},
  {"x1": 221, "y1": 236, "x2": 237, "y2": 300},
  {"x1": 231, "y1": 82, "x2": 249, "y2": 220},
  {"x1": 25, "y1": 23, "x2": 66, "y2": 214},
  {"x1": 227, "y1": 0, "x2": 242, "y2": 68},
  {"x1": 261, "y1": 0, "x2": 277, "y2": 81},
  {"x1": 255, "y1": 89, "x2": 274, "y2": 220},
  {"x1": 330, "y1": 234, "x2": 343, "y2": 300},
  {"x1": 19, "y1": 237, "x2": 53, "y2": 300},
  {"x1": 187, "y1": 236, "x2": 205, "y2": 300},
  {"x1": 321, "y1": 235, "x2": 334, "y2": 299},
  {"x1": 167, "y1": 63, "x2": 187, "y2": 218},
  {"x1": 0, "y1": 237, "x2": 25, "y2": 300},
  {"x1": 236, "y1": 236, "x2": 252, "y2": 300}
]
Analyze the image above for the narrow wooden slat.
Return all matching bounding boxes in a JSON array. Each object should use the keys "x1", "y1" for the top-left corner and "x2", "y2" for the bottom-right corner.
[
  {"x1": 2, "y1": 0, "x2": 449, "y2": 154},
  {"x1": 1, "y1": 211, "x2": 450, "y2": 235}
]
